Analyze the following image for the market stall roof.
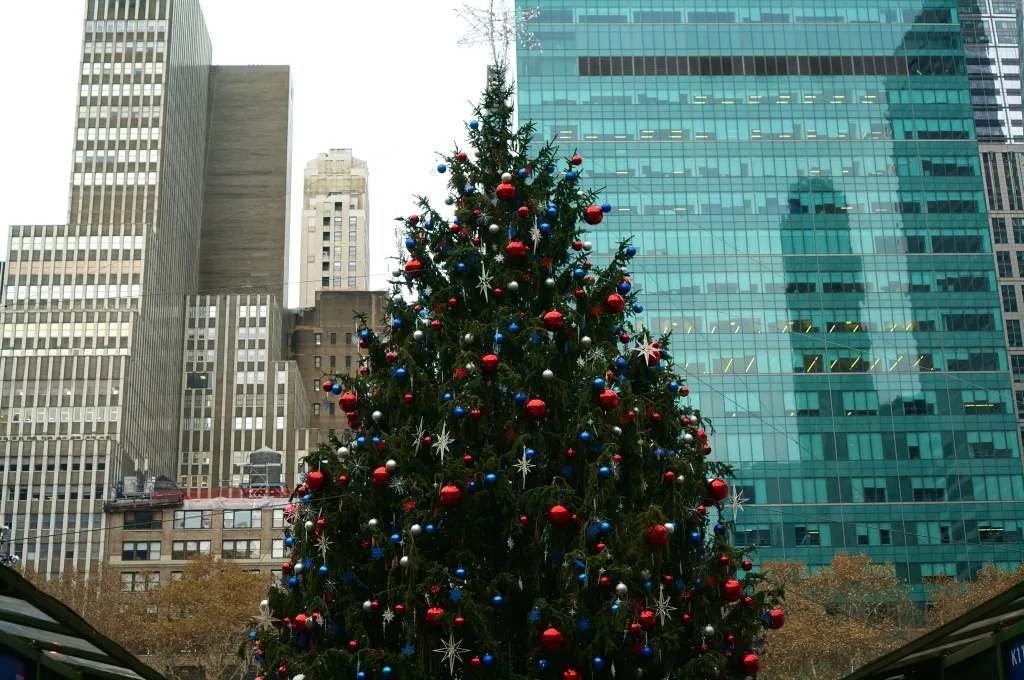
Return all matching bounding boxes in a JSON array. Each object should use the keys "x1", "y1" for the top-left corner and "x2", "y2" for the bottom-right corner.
[
  {"x1": 0, "y1": 566, "x2": 165, "y2": 680},
  {"x1": 846, "y1": 580, "x2": 1024, "y2": 680}
]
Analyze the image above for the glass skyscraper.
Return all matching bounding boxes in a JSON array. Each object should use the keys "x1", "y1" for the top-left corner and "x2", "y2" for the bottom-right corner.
[{"x1": 516, "y1": 1, "x2": 1024, "y2": 586}]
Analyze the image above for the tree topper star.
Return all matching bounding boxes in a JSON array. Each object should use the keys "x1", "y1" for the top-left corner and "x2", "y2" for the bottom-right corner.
[{"x1": 433, "y1": 633, "x2": 470, "y2": 675}]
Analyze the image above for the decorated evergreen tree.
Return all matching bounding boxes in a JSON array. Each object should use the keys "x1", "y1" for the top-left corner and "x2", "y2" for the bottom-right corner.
[{"x1": 248, "y1": 65, "x2": 783, "y2": 680}]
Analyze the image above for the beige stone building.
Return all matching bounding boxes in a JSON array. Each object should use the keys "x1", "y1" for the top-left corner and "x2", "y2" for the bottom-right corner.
[
  {"x1": 299, "y1": 150, "x2": 370, "y2": 308},
  {"x1": 104, "y1": 489, "x2": 287, "y2": 589}
]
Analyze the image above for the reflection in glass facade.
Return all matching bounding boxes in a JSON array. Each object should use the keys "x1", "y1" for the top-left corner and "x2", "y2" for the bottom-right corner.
[
  {"x1": 516, "y1": 0, "x2": 1024, "y2": 587},
  {"x1": 959, "y1": 0, "x2": 1022, "y2": 142}
]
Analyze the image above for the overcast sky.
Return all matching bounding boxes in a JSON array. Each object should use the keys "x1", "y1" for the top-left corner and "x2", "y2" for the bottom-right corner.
[{"x1": 0, "y1": 0, "x2": 496, "y2": 305}]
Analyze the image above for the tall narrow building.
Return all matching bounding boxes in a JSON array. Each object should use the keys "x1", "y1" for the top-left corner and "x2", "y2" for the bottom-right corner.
[
  {"x1": 299, "y1": 149, "x2": 370, "y2": 308},
  {"x1": 516, "y1": 1, "x2": 1024, "y2": 590},
  {"x1": 0, "y1": 0, "x2": 211, "y2": 576}
]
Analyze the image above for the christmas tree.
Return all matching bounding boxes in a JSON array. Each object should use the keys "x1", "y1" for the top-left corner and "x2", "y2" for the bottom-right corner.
[{"x1": 249, "y1": 65, "x2": 783, "y2": 680}]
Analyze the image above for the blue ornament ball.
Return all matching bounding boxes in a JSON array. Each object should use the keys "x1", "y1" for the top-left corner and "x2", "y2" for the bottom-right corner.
[
  {"x1": 492, "y1": 595, "x2": 504, "y2": 607},
  {"x1": 423, "y1": 221, "x2": 433, "y2": 230},
  {"x1": 525, "y1": 448, "x2": 536, "y2": 459},
  {"x1": 392, "y1": 318, "x2": 403, "y2": 329},
  {"x1": 359, "y1": 330, "x2": 370, "y2": 340},
  {"x1": 285, "y1": 536, "x2": 294, "y2": 547},
  {"x1": 331, "y1": 383, "x2": 342, "y2": 395},
  {"x1": 616, "y1": 357, "x2": 628, "y2": 369},
  {"x1": 469, "y1": 120, "x2": 479, "y2": 129},
  {"x1": 594, "y1": 657, "x2": 605, "y2": 669},
  {"x1": 625, "y1": 245, "x2": 637, "y2": 257},
  {"x1": 482, "y1": 654, "x2": 495, "y2": 667},
  {"x1": 546, "y1": 164, "x2": 557, "y2": 173},
  {"x1": 578, "y1": 572, "x2": 587, "y2": 583},
  {"x1": 302, "y1": 494, "x2": 312, "y2": 504},
  {"x1": 288, "y1": 576, "x2": 298, "y2": 589},
  {"x1": 356, "y1": 672, "x2": 367, "y2": 680},
  {"x1": 390, "y1": 533, "x2": 401, "y2": 544},
  {"x1": 394, "y1": 368, "x2": 408, "y2": 379},
  {"x1": 600, "y1": 520, "x2": 612, "y2": 532},
  {"x1": 547, "y1": 205, "x2": 557, "y2": 218},
  {"x1": 404, "y1": 238, "x2": 416, "y2": 249},
  {"x1": 443, "y1": 392, "x2": 453, "y2": 402},
  {"x1": 669, "y1": 381, "x2": 680, "y2": 392},
  {"x1": 518, "y1": 168, "x2": 527, "y2": 177},
  {"x1": 573, "y1": 268, "x2": 586, "y2": 279},
  {"x1": 382, "y1": 667, "x2": 393, "y2": 679},
  {"x1": 593, "y1": 378, "x2": 606, "y2": 390},
  {"x1": 457, "y1": 262, "x2": 467, "y2": 273},
  {"x1": 455, "y1": 568, "x2": 467, "y2": 579},
  {"x1": 538, "y1": 660, "x2": 549, "y2": 670},
  {"x1": 509, "y1": 323, "x2": 520, "y2": 334},
  {"x1": 611, "y1": 603, "x2": 619, "y2": 613},
  {"x1": 485, "y1": 473, "x2": 497, "y2": 485},
  {"x1": 642, "y1": 645, "x2": 653, "y2": 658},
  {"x1": 437, "y1": 163, "x2": 447, "y2": 173},
  {"x1": 514, "y1": 393, "x2": 528, "y2": 406},
  {"x1": 454, "y1": 407, "x2": 466, "y2": 419},
  {"x1": 467, "y1": 481, "x2": 477, "y2": 492},
  {"x1": 598, "y1": 466, "x2": 611, "y2": 479},
  {"x1": 580, "y1": 431, "x2": 592, "y2": 443},
  {"x1": 465, "y1": 184, "x2": 476, "y2": 195},
  {"x1": 714, "y1": 522, "x2": 726, "y2": 534},
  {"x1": 565, "y1": 171, "x2": 577, "y2": 182},
  {"x1": 494, "y1": 332, "x2": 505, "y2": 343},
  {"x1": 689, "y1": 531, "x2": 702, "y2": 543},
  {"x1": 539, "y1": 222, "x2": 551, "y2": 234},
  {"x1": 249, "y1": 631, "x2": 257, "y2": 639},
  {"x1": 425, "y1": 523, "x2": 436, "y2": 534},
  {"x1": 618, "y1": 281, "x2": 632, "y2": 294},
  {"x1": 601, "y1": 202, "x2": 612, "y2": 213},
  {"x1": 633, "y1": 303, "x2": 644, "y2": 313}
]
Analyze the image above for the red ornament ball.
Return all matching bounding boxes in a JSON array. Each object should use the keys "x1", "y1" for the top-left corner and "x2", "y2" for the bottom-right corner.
[
  {"x1": 571, "y1": 154, "x2": 583, "y2": 166},
  {"x1": 339, "y1": 392, "x2": 358, "y2": 413},
  {"x1": 708, "y1": 478, "x2": 729, "y2": 501},
  {"x1": 597, "y1": 389, "x2": 619, "y2": 411},
  {"x1": 470, "y1": 657, "x2": 482, "y2": 669},
  {"x1": 440, "y1": 484, "x2": 462, "y2": 507},
  {"x1": 470, "y1": 408, "x2": 482, "y2": 420},
  {"x1": 719, "y1": 555, "x2": 731, "y2": 568},
  {"x1": 639, "y1": 609, "x2": 656, "y2": 630},
  {"x1": 664, "y1": 470, "x2": 676, "y2": 484},
  {"x1": 548, "y1": 504, "x2": 571, "y2": 525},
  {"x1": 394, "y1": 604, "x2": 405, "y2": 616},
  {"x1": 584, "y1": 205, "x2": 604, "y2": 225},
  {"x1": 541, "y1": 626, "x2": 564, "y2": 651},
  {"x1": 723, "y1": 578, "x2": 743, "y2": 602},
  {"x1": 408, "y1": 215, "x2": 419, "y2": 226},
  {"x1": 430, "y1": 319, "x2": 442, "y2": 331},
  {"x1": 564, "y1": 670, "x2": 581, "y2": 680},
  {"x1": 525, "y1": 398, "x2": 547, "y2": 420},
  {"x1": 454, "y1": 616, "x2": 465, "y2": 628},
  {"x1": 767, "y1": 608, "x2": 786, "y2": 629},
  {"x1": 543, "y1": 310, "x2": 564, "y2": 330},
  {"x1": 517, "y1": 206, "x2": 529, "y2": 217},
  {"x1": 337, "y1": 474, "x2": 349, "y2": 486},
  {"x1": 457, "y1": 152, "x2": 468, "y2": 161},
  {"x1": 347, "y1": 640, "x2": 359, "y2": 651},
  {"x1": 426, "y1": 606, "x2": 445, "y2": 626},
  {"x1": 321, "y1": 380, "x2": 333, "y2": 392},
  {"x1": 742, "y1": 559, "x2": 753, "y2": 571},
  {"x1": 496, "y1": 182, "x2": 516, "y2": 201},
  {"x1": 481, "y1": 353, "x2": 500, "y2": 373},
  {"x1": 404, "y1": 259, "x2": 425, "y2": 278},
  {"x1": 404, "y1": 393, "x2": 414, "y2": 404},
  {"x1": 505, "y1": 240, "x2": 529, "y2": 259},
  {"x1": 372, "y1": 467, "x2": 390, "y2": 487},
  {"x1": 743, "y1": 653, "x2": 760, "y2": 675},
  {"x1": 605, "y1": 293, "x2": 625, "y2": 312},
  {"x1": 305, "y1": 470, "x2": 326, "y2": 492},
  {"x1": 646, "y1": 524, "x2": 669, "y2": 547}
]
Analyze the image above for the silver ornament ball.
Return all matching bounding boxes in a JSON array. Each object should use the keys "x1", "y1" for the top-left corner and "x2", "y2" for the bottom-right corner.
[
  {"x1": 581, "y1": 335, "x2": 592, "y2": 346},
  {"x1": 413, "y1": 330, "x2": 425, "y2": 341},
  {"x1": 684, "y1": 433, "x2": 695, "y2": 443},
  {"x1": 304, "y1": 520, "x2": 314, "y2": 532},
  {"x1": 611, "y1": 426, "x2": 623, "y2": 436},
  {"x1": 464, "y1": 362, "x2": 475, "y2": 372},
  {"x1": 410, "y1": 523, "x2": 423, "y2": 536},
  {"x1": 615, "y1": 582, "x2": 628, "y2": 596},
  {"x1": 544, "y1": 277, "x2": 556, "y2": 289},
  {"x1": 391, "y1": 268, "x2": 402, "y2": 278},
  {"x1": 664, "y1": 522, "x2": 676, "y2": 535},
  {"x1": 445, "y1": 196, "x2": 455, "y2": 206},
  {"x1": 583, "y1": 241, "x2": 593, "y2": 252},
  {"x1": 703, "y1": 624, "x2": 715, "y2": 637},
  {"x1": 400, "y1": 555, "x2": 410, "y2": 567},
  {"x1": 372, "y1": 410, "x2": 384, "y2": 422},
  {"x1": 501, "y1": 172, "x2": 512, "y2": 183},
  {"x1": 337, "y1": 446, "x2": 349, "y2": 459},
  {"x1": 293, "y1": 563, "x2": 304, "y2": 575},
  {"x1": 674, "y1": 475, "x2": 686, "y2": 487},
  {"x1": 542, "y1": 369, "x2": 554, "y2": 381},
  {"x1": 385, "y1": 459, "x2": 398, "y2": 472},
  {"x1": 368, "y1": 518, "x2": 380, "y2": 529},
  {"x1": 507, "y1": 281, "x2": 519, "y2": 293},
  {"x1": 363, "y1": 600, "x2": 373, "y2": 612},
  {"x1": 463, "y1": 333, "x2": 475, "y2": 344},
  {"x1": 640, "y1": 569, "x2": 651, "y2": 580},
  {"x1": 488, "y1": 223, "x2": 500, "y2": 235}
]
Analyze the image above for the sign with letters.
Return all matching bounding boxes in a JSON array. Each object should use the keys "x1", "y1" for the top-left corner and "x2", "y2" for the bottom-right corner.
[{"x1": 1008, "y1": 636, "x2": 1024, "y2": 680}]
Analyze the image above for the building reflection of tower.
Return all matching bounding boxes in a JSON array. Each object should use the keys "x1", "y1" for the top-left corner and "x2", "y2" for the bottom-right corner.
[{"x1": 779, "y1": 175, "x2": 878, "y2": 562}]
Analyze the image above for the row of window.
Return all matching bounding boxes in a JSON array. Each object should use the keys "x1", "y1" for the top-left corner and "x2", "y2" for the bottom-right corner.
[
  {"x1": 11, "y1": 235, "x2": 145, "y2": 251},
  {"x1": 73, "y1": 173, "x2": 158, "y2": 187},
  {"x1": 321, "y1": 276, "x2": 360, "y2": 288},
  {"x1": 6, "y1": 486, "x2": 105, "y2": 501},
  {"x1": 82, "y1": 41, "x2": 165, "y2": 54},
  {"x1": 735, "y1": 522, "x2": 1022, "y2": 549},
  {"x1": 321, "y1": 216, "x2": 359, "y2": 227},
  {"x1": 1, "y1": 407, "x2": 120, "y2": 424},
  {"x1": 76, "y1": 124, "x2": 161, "y2": 139},
  {"x1": 81, "y1": 63, "x2": 164, "y2": 76},
  {"x1": 85, "y1": 20, "x2": 166, "y2": 33},
  {"x1": 312, "y1": 355, "x2": 353, "y2": 370},
  {"x1": 313, "y1": 332, "x2": 352, "y2": 346},
  {"x1": 2, "y1": 285, "x2": 141, "y2": 303},
  {"x1": 529, "y1": 6, "x2": 957, "y2": 25},
  {"x1": 122, "y1": 539, "x2": 283, "y2": 562},
  {"x1": 149, "y1": 508, "x2": 285, "y2": 530}
]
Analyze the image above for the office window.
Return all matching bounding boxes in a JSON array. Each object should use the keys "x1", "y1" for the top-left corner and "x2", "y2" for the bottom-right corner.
[
  {"x1": 734, "y1": 527, "x2": 772, "y2": 547},
  {"x1": 313, "y1": 403, "x2": 321, "y2": 416},
  {"x1": 224, "y1": 509, "x2": 261, "y2": 529},
  {"x1": 121, "y1": 572, "x2": 160, "y2": 592},
  {"x1": 993, "y1": 218, "x2": 1009, "y2": 244},
  {"x1": 330, "y1": 355, "x2": 336, "y2": 368},
  {"x1": 222, "y1": 539, "x2": 260, "y2": 559},
  {"x1": 171, "y1": 540, "x2": 211, "y2": 559},
  {"x1": 121, "y1": 541, "x2": 161, "y2": 561},
  {"x1": 314, "y1": 333, "x2": 322, "y2": 346},
  {"x1": 123, "y1": 511, "x2": 161, "y2": 530},
  {"x1": 1009, "y1": 320, "x2": 1024, "y2": 348},
  {"x1": 186, "y1": 372, "x2": 212, "y2": 389},
  {"x1": 172, "y1": 510, "x2": 212, "y2": 529},
  {"x1": 349, "y1": 216, "x2": 358, "y2": 227},
  {"x1": 314, "y1": 356, "x2": 322, "y2": 368},
  {"x1": 272, "y1": 539, "x2": 285, "y2": 559},
  {"x1": 348, "y1": 277, "x2": 357, "y2": 287},
  {"x1": 1002, "y1": 285, "x2": 1018, "y2": 312},
  {"x1": 330, "y1": 332, "x2": 337, "y2": 345},
  {"x1": 272, "y1": 509, "x2": 285, "y2": 528},
  {"x1": 345, "y1": 333, "x2": 353, "y2": 345},
  {"x1": 794, "y1": 525, "x2": 830, "y2": 546},
  {"x1": 998, "y1": 251, "x2": 1014, "y2": 277}
]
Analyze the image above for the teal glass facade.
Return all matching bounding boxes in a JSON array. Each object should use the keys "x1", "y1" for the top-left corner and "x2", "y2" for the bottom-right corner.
[{"x1": 515, "y1": 0, "x2": 1024, "y2": 586}]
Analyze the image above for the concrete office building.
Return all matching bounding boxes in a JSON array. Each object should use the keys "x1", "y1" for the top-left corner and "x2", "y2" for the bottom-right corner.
[
  {"x1": 177, "y1": 294, "x2": 312, "y2": 492},
  {"x1": 199, "y1": 66, "x2": 293, "y2": 301},
  {"x1": 517, "y1": 1, "x2": 1024, "y2": 589},
  {"x1": 0, "y1": 261, "x2": 6, "y2": 305},
  {"x1": 299, "y1": 150, "x2": 370, "y2": 308},
  {"x1": 291, "y1": 290, "x2": 387, "y2": 439},
  {"x1": 0, "y1": 0, "x2": 212, "y2": 577}
]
